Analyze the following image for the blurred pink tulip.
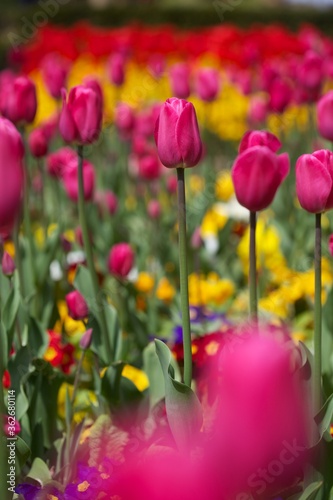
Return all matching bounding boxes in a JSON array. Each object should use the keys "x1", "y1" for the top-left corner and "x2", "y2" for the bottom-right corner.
[
  {"x1": 239, "y1": 130, "x2": 281, "y2": 154},
  {"x1": 47, "y1": 147, "x2": 77, "y2": 179},
  {"x1": 166, "y1": 175, "x2": 177, "y2": 194},
  {"x1": 154, "y1": 97, "x2": 202, "y2": 169},
  {"x1": 248, "y1": 96, "x2": 268, "y2": 125},
  {"x1": 62, "y1": 158, "x2": 95, "y2": 202},
  {"x1": 66, "y1": 290, "x2": 89, "y2": 320},
  {"x1": 84, "y1": 77, "x2": 104, "y2": 108},
  {"x1": 1, "y1": 251, "x2": 16, "y2": 276},
  {"x1": 268, "y1": 78, "x2": 292, "y2": 113},
  {"x1": 95, "y1": 190, "x2": 118, "y2": 216},
  {"x1": 298, "y1": 50, "x2": 323, "y2": 92},
  {"x1": 108, "y1": 52, "x2": 126, "y2": 87},
  {"x1": 148, "y1": 54, "x2": 165, "y2": 78},
  {"x1": 0, "y1": 117, "x2": 24, "y2": 236},
  {"x1": 114, "y1": 103, "x2": 135, "y2": 138},
  {"x1": 232, "y1": 143, "x2": 289, "y2": 212},
  {"x1": 108, "y1": 243, "x2": 134, "y2": 279},
  {"x1": 59, "y1": 84, "x2": 103, "y2": 145},
  {"x1": 194, "y1": 68, "x2": 220, "y2": 102},
  {"x1": 0, "y1": 75, "x2": 37, "y2": 125},
  {"x1": 169, "y1": 63, "x2": 191, "y2": 99},
  {"x1": 317, "y1": 91, "x2": 333, "y2": 142},
  {"x1": 147, "y1": 199, "x2": 161, "y2": 219},
  {"x1": 329, "y1": 234, "x2": 333, "y2": 257},
  {"x1": 79, "y1": 328, "x2": 93, "y2": 350},
  {"x1": 296, "y1": 149, "x2": 333, "y2": 213},
  {"x1": 138, "y1": 153, "x2": 161, "y2": 180},
  {"x1": 28, "y1": 128, "x2": 48, "y2": 158},
  {"x1": 42, "y1": 53, "x2": 69, "y2": 100}
]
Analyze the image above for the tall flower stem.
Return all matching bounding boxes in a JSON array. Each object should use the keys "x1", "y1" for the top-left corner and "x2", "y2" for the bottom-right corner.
[
  {"x1": 249, "y1": 211, "x2": 258, "y2": 320},
  {"x1": 77, "y1": 145, "x2": 113, "y2": 362},
  {"x1": 176, "y1": 168, "x2": 192, "y2": 387},
  {"x1": 0, "y1": 361, "x2": 7, "y2": 500},
  {"x1": 314, "y1": 212, "x2": 322, "y2": 413}
]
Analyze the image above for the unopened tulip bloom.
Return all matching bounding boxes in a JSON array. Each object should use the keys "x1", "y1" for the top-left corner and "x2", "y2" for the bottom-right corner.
[
  {"x1": 239, "y1": 130, "x2": 281, "y2": 154},
  {"x1": 0, "y1": 75, "x2": 37, "y2": 125},
  {"x1": 83, "y1": 77, "x2": 104, "y2": 108},
  {"x1": 79, "y1": 328, "x2": 93, "y2": 350},
  {"x1": 194, "y1": 68, "x2": 220, "y2": 102},
  {"x1": 231, "y1": 144, "x2": 289, "y2": 212},
  {"x1": 154, "y1": 97, "x2": 202, "y2": 169},
  {"x1": 138, "y1": 153, "x2": 161, "y2": 180},
  {"x1": 169, "y1": 63, "x2": 191, "y2": 99},
  {"x1": 28, "y1": 128, "x2": 48, "y2": 158},
  {"x1": 296, "y1": 150, "x2": 333, "y2": 213},
  {"x1": 62, "y1": 159, "x2": 95, "y2": 202},
  {"x1": 166, "y1": 175, "x2": 177, "y2": 193},
  {"x1": 108, "y1": 53, "x2": 126, "y2": 87},
  {"x1": 66, "y1": 290, "x2": 89, "y2": 320},
  {"x1": 2, "y1": 251, "x2": 16, "y2": 276},
  {"x1": 0, "y1": 117, "x2": 24, "y2": 236},
  {"x1": 47, "y1": 147, "x2": 77, "y2": 179},
  {"x1": 148, "y1": 54, "x2": 165, "y2": 78},
  {"x1": 317, "y1": 91, "x2": 333, "y2": 142},
  {"x1": 147, "y1": 199, "x2": 161, "y2": 219},
  {"x1": 268, "y1": 78, "x2": 292, "y2": 113},
  {"x1": 248, "y1": 95, "x2": 268, "y2": 125},
  {"x1": 298, "y1": 50, "x2": 323, "y2": 92},
  {"x1": 42, "y1": 53, "x2": 69, "y2": 100},
  {"x1": 108, "y1": 243, "x2": 134, "y2": 279},
  {"x1": 59, "y1": 85, "x2": 103, "y2": 145},
  {"x1": 95, "y1": 190, "x2": 118, "y2": 215}
]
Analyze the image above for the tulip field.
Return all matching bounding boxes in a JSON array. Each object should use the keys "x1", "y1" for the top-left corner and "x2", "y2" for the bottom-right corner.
[{"x1": 1, "y1": 19, "x2": 333, "y2": 500}]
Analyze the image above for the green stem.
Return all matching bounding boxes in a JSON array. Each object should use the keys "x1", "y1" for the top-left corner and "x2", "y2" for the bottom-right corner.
[
  {"x1": 13, "y1": 223, "x2": 25, "y2": 298},
  {"x1": 176, "y1": 168, "x2": 192, "y2": 387},
  {"x1": 77, "y1": 145, "x2": 113, "y2": 362},
  {"x1": 249, "y1": 211, "x2": 258, "y2": 320},
  {"x1": 314, "y1": 213, "x2": 322, "y2": 414},
  {"x1": 71, "y1": 350, "x2": 85, "y2": 407},
  {"x1": 0, "y1": 362, "x2": 7, "y2": 500}
]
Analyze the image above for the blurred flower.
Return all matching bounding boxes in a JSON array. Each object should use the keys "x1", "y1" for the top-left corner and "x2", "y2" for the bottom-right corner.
[
  {"x1": 41, "y1": 52, "x2": 69, "y2": 100},
  {"x1": 2, "y1": 370, "x2": 10, "y2": 389},
  {"x1": 66, "y1": 290, "x2": 89, "y2": 321},
  {"x1": 108, "y1": 52, "x2": 126, "y2": 87},
  {"x1": 188, "y1": 273, "x2": 234, "y2": 307},
  {"x1": 114, "y1": 103, "x2": 135, "y2": 138},
  {"x1": 317, "y1": 90, "x2": 333, "y2": 142},
  {"x1": 95, "y1": 190, "x2": 118, "y2": 216},
  {"x1": 62, "y1": 158, "x2": 95, "y2": 202},
  {"x1": 47, "y1": 146, "x2": 77, "y2": 178},
  {"x1": 194, "y1": 68, "x2": 220, "y2": 102},
  {"x1": 108, "y1": 243, "x2": 134, "y2": 279},
  {"x1": 215, "y1": 171, "x2": 234, "y2": 201},
  {"x1": 44, "y1": 330, "x2": 75, "y2": 374},
  {"x1": 1, "y1": 251, "x2": 16, "y2": 276},
  {"x1": 329, "y1": 234, "x2": 333, "y2": 257},
  {"x1": 147, "y1": 199, "x2": 161, "y2": 219},
  {"x1": 268, "y1": 78, "x2": 292, "y2": 114},
  {"x1": 138, "y1": 153, "x2": 161, "y2": 180},
  {"x1": 79, "y1": 328, "x2": 93, "y2": 350},
  {"x1": 169, "y1": 62, "x2": 191, "y2": 99},
  {"x1": 135, "y1": 272, "x2": 155, "y2": 293},
  {"x1": 248, "y1": 95, "x2": 268, "y2": 125},
  {"x1": 156, "y1": 277, "x2": 176, "y2": 303},
  {"x1": 122, "y1": 364, "x2": 149, "y2": 392},
  {"x1": 28, "y1": 127, "x2": 48, "y2": 158},
  {"x1": 239, "y1": 130, "x2": 281, "y2": 154},
  {"x1": 0, "y1": 75, "x2": 37, "y2": 125}
]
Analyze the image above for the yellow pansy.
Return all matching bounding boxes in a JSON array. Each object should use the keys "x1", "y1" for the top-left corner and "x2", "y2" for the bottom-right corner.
[
  {"x1": 156, "y1": 277, "x2": 176, "y2": 303},
  {"x1": 58, "y1": 383, "x2": 97, "y2": 423},
  {"x1": 201, "y1": 206, "x2": 228, "y2": 237},
  {"x1": 122, "y1": 365, "x2": 149, "y2": 392}
]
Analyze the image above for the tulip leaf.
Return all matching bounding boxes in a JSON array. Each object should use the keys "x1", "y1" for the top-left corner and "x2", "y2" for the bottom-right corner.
[
  {"x1": 315, "y1": 394, "x2": 333, "y2": 443},
  {"x1": 2, "y1": 274, "x2": 20, "y2": 348},
  {"x1": 0, "y1": 321, "x2": 8, "y2": 371},
  {"x1": 297, "y1": 481, "x2": 323, "y2": 500},
  {"x1": 15, "y1": 435, "x2": 31, "y2": 470},
  {"x1": 27, "y1": 457, "x2": 52, "y2": 486},
  {"x1": 155, "y1": 339, "x2": 202, "y2": 451}
]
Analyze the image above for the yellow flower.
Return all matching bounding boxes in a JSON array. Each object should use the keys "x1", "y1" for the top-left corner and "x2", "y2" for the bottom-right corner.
[
  {"x1": 122, "y1": 364, "x2": 149, "y2": 392},
  {"x1": 188, "y1": 273, "x2": 234, "y2": 307},
  {"x1": 3, "y1": 240, "x2": 15, "y2": 258},
  {"x1": 189, "y1": 174, "x2": 205, "y2": 194},
  {"x1": 201, "y1": 206, "x2": 227, "y2": 237},
  {"x1": 215, "y1": 171, "x2": 234, "y2": 201},
  {"x1": 156, "y1": 277, "x2": 176, "y2": 303},
  {"x1": 56, "y1": 300, "x2": 86, "y2": 336},
  {"x1": 57, "y1": 383, "x2": 97, "y2": 423},
  {"x1": 135, "y1": 272, "x2": 155, "y2": 293}
]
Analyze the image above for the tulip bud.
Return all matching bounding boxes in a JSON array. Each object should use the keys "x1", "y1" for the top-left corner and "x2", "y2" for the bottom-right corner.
[
  {"x1": 95, "y1": 190, "x2": 118, "y2": 216},
  {"x1": 298, "y1": 50, "x2": 323, "y2": 92},
  {"x1": 169, "y1": 63, "x2": 191, "y2": 99},
  {"x1": 3, "y1": 415, "x2": 21, "y2": 437},
  {"x1": 108, "y1": 243, "x2": 134, "y2": 279},
  {"x1": 166, "y1": 175, "x2": 177, "y2": 194},
  {"x1": 268, "y1": 78, "x2": 292, "y2": 114},
  {"x1": 147, "y1": 199, "x2": 161, "y2": 219},
  {"x1": 0, "y1": 75, "x2": 37, "y2": 125},
  {"x1": 108, "y1": 53, "x2": 126, "y2": 87},
  {"x1": 0, "y1": 118, "x2": 24, "y2": 237},
  {"x1": 138, "y1": 153, "x2": 161, "y2": 180},
  {"x1": 317, "y1": 91, "x2": 333, "y2": 142},
  {"x1": 66, "y1": 290, "x2": 89, "y2": 320},
  {"x1": 42, "y1": 53, "x2": 69, "y2": 100},
  {"x1": 231, "y1": 144, "x2": 290, "y2": 212},
  {"x1": 148, "y1": 54, "x2": 165, "y2": 78},
  {"x1": 239, "y1": 130, "x2": 281, "y2": 154},
  {"x1": 194, "y1": 68, "x2": 220, "y2": 102},
  {"x1": 248, "y1": 95, "x2": 268, "y2": 125},
  {"x1": 83, "y1": 77, "x2": 104, "y2": 109},
  {"x1": 191, "y1": 227, "x2": 203, "y2": 249},
  {"x1": 114, "y1": 103, "x2": 135, "y2": 138},
  {"x1": 296, "y1": 149, "x2": 333, "y2": 213},
  {"x1": 329, "y1": 234, "x2": 333, "y2": 257},
  {"x1": 154, "y1": 97, "x2": 202, "y2": 169},
  {"x1": 47, "y1": 147, "x2": 77, "y2": 179},
  {"x1": 2, "y1": 251, "x2": 16, "y2": 276},
  {"x1": 62, "y1": 158, "x2": 95, "y2": 202},
  {"x1": 2, "y1": 370, "x2": 11, "y2": 389},
  {"x1": 79, "y1": 328, "x2": 93, "y2": 350},
  {"x1": 59, "y1": 85, "x2": 103, "y2": 145},
  {"x1": 28, "y1": 127, "x2": 48, "y2": 158}
]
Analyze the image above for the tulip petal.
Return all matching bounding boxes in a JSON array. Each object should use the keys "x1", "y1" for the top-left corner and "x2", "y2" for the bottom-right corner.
[
  {"x1": 154, "y1": 104, "x2": 182, "y2": 168},
  {"x1": 59, "y1": 89, "x2": 78, "y2": 143},
  {"x1": 176, "y1": 102, "x2": 202, "y2": 168},
  {"x1": 296, "y1": 154, "x2": 332, "y2": 213},
  {"x1": 277, "y1": 152, "x2": 290, "y2": 182},
  {"x1": 239, "y1": 130, "x2": 281, "y2": 154}
]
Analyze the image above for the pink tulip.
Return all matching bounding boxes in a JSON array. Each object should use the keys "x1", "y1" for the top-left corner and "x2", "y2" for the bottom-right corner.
[
  {"x1": 41, "y1": 53, "x2": 69, "y2": 100},
  {"x1": 28, "y1": 127, "x2": 48, "y2": 158},
  {"x1": 95, "y1": 190, "x2": 118, "y2": 215},
  {"x1": 3, "y1": 415, "x2": 21, "y2": 437},
  {"x1": 0, "y1": 117, "x2": 24, "y2": 236},
  {"x1": 329, "y1": 234, "x2": 333, "y2": 257},
  {"x1": 239, "y1": 130, "x2": 281, "y2": 154},
  {"x1": 47, "y1": 147, "x2": 77, "y2": 178},
  {"x1": 194, "y1": 68, "x2": 220, "y2": 102},
  {"x1": 59, "y1": 84, "x2": 103, "y2": 145},
  {"x1": 108, "y1": 53, "x2": 126, "y2": 87},
  {"x1": 268, "y1": 78, "x2": 292, "y2": 114},
  {"x1": 232, "y1": 143, "x2": 289, "y2": 212},
  {"x1": 317, "y1": 91, "x2": 333, "y2": 142},
  {"x1": 154, "y1": 97, "x2": 202, "y2": 169},
  {"x1": 169, "y1": 63, "x2": 191, "y2": 99},
  {"x1": 147, "y1": 199, "x2": 161, "y2": 219},
  {"x1": 0, "y1": 75, "x2": 37, "y2": 125},
  {"x1": 148, "y1": 54, "x2": 165, "y2": 79},
  {"x1": 79, "y1": 328, "x2": 93, "y2": 350},
  {"x1": 114, "y1": 103, "x2": 135, "y2": 137},
  {"x1": 138, "y1": 153, "x2": 161, "y2": 180},
  {"x1": 62, "y1": 159, "x2": 95, "y2": 202},
  {"x1": 1, "y1": 251, "x2": 16, "y2": 276},
  {"x1": 191, "y1": 227, "x2": 203, "y2": 249},
  {"x1": 248, "y1": 96, "x2": 268, "y2": 125},
  {"x1": 84, "y1": 77, "x2": 104, "y2": 109},
  {"x1": 108, "y1": 243, "x2": 134, "y2": 279},
  {"x1": 296, "y1": 150, "x2": 333, "y2": 213},
  {"x1": 66, "y1": 290, "x2": 89, "y2": 320},
  {"x1": 298, "y1": 50, "x2": 323, "y2": 92}
]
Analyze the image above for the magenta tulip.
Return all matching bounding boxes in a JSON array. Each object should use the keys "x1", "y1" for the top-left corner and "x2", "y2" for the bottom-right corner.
[
  {"x1": 62, "y1": 158, "x2": 95, "y2": 202},
  {"x1": 108, "y1": 243, "x2": 134, "y2": 279},
  {"x1": 0, "y1": 75, "x2": 37, "y2": 125},
  {"x1": 138, "y1": 153, "x2": 161, "y2": 180},
  {"x1": 79, "y1": 328, "x2": 93, "y2": 350},
  {"x1": 1, "y1": 251, "x2": 16, "y2": 276},
  {"x1": 248, "y1": 95, "x2": 268, "y2": 125},
  {"x1": 28, "y1": 127, "x2": 48, "y2": 158},
  {"x1": 154, "y1": 97, "x2": 202, "y2": 169},
  {"x1": 231, "y1": 144, "x2": 289, "y2": 212},
  {"x1": 42, "y1": 53, "x2": 69, "y2": 100},
  {"x1": 114, "y1": 103, "x2": 135, "y2": 137},
  {"x1": 329, "y1": 234, "x2": 333, "y2": 257},
  {"x1": 95, "y1": 190, "x2": 118, "y2": 216},
  {"x1": 108, "y1": 53, "x2": 126, "y2": 87},
  {"x1": 268, "y1": 78, "x2": 292, "y2": 114},
  {"x1": 317, "y1": 91, "x2": 333, "y2": 142},
  {"x1": 83, "y1": 77, "x2": 104, "y2": 109},
  {"x1": 66, "y1": 290, "x2": 89, "y2": 320},
  {"x1": 296, "y1": 149, "x2": 333, "y2": 213},
  {"x1": 239, "y1": 130, "x2": 281, "y2": 154},
  {"x1": 298, "y1": 50, "x2": 323, "y2": 92},
  {"x1": 148, "y1": 54, "x2": 165, "y2": 79},
  {"x1": 59, "y1": 84, "x2": 103, "y2": 145},
  {"x1": 0, "y1": 117, "x2": 24, "y2": 236},
  {"x1": 147, "y1": 199, "x2": 161, "y2": 219},
  {"x1": 47, "y1": 147, "x2": 77, "y2": 179},
  {"x1": 169, "y1": 63, "x2": 191, "y2": 99},
  {"x1": 194, "y1": 68, "x2": 220, "y2": 102}
]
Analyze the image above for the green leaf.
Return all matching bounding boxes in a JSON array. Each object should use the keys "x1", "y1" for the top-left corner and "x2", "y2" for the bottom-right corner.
[
  {"x1": 27, "y1": 316, "x2": 49, "y2": 358},
  {"x1": 15, "y1": 435, "x2": 31, "y2": 470},
  {"x1": 2, "y1": 276, "x2": 20, "y2": 350},
  {"x1": 155, "y1": 339, "x2": 202, "y2": 451},
  {"x1": 298, "y1": 481, "x2": 323, "y2": 500},
  {"x1": 27, "y1": 457, "x2": 52, "y2": 485},
  {"x1": 0, "y1": 321, "x2": 8, "y2": 371},
  {"x1": 315, "y1": 394, "x2": 333, "y2": 443},
  {"x1": 35, "y1": 228, "x2": 60, "y2": 287}
]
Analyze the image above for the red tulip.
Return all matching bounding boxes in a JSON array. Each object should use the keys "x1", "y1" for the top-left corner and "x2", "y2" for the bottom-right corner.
[
  {"x1": 317, "y1": 91, "x2": 333, "y2": 142},
  {"x1": 2, "y1": 370, "x2": 10, "y2": 389},
  {"x1": 298, "y1": 50, "x2": 323, "y2": 92},
  {"x1": 66, "y1": 290, "x2": 89, "y2": 320},
  {"x1": 194, "y1": 68, "x2": 220, "y2": 102},
  {"x1": 108, "y1": 243, "x2": 134, "y2": 279},
  {"x1": 239, "y1": 130, "x2": 281, "y2": 154},
  {"x1": 47, "y1": 147, "x2": 77, "y2": 179},
  {"x1": 0, "y1": 117, "x2": 24, "y2": 236},
  {"x1": 0, "y1": 75, "x2": 37, "y2": 125},
  {"x1": 296, "y1": 149, "x2": 333, "y2": 213},
  {"x1": 329, "y1": 234, "x2": 333, "y2": 257},
  {"x1": 169, "y1": 63, "x2": 191, "y2": 99},
  {"x1": 59, "y1": 84, "x2": 103, "y2": 145},
  {"x1": 62, "y1": 158, "x2": 95, "y2": 202},
  {"x1": 154, "y1": 97, "x2": 202, "y2": 169},
  {"x1": 232, "y1": 143, "x2": 289, "y2": 212},
  {"x1": 28, "y1": 127, "x2": 48, "y2": 158},
  {"x1": 42, "y1": 53, "x2": 69, "y2": 100},
  {"x1": 2, "y1": 251, "x2": 16, "y2": 276},
  {"x1": 108, "y1": 53, "x2": 126, "y2": 87}
]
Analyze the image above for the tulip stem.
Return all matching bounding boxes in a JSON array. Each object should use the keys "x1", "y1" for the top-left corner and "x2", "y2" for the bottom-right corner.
[
  {"x1": 176, "y1": 168, "x2": 192, "y2": 387},
  {"x1": 0, "y1": 356, "x2": 8, "y2": 500},
  {"x1": 314, "y1": 212, "x2": 322, "y2": 413},
  {"x1": 249, "y1": 211, "x2": 258, "y2": 320},
  {"x1": 77, "y1": 145, "x2": 113, "y2": 362}
]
